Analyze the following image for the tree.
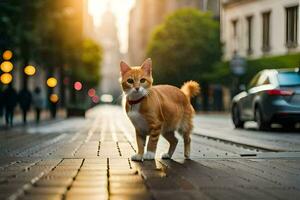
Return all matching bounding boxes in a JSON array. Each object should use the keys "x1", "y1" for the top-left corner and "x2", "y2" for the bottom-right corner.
[
  {"x1": 147, "y1": 8, "x2": 221, "y2": 110},
  {"x1": 78, "y1": 39, "x2": 103, "y2": 87}
]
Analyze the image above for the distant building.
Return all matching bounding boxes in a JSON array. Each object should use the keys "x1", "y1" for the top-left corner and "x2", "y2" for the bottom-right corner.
[
  {"x1": 97, "y1": 8, "x2": 122, "y2": 97},
  {"x1": 221, "y1": 0, "x2": 300, "y2": 61},
  {"x1": 83, "y1": 0, "x2": 96, "y2": 41},
  {"x1": 128, "y1": 0, "x2": 220, "y2": 65}
]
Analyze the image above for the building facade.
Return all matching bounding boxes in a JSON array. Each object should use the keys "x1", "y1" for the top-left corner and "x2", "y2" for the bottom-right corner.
[
  {"x1": 221, "y1": 0, "x2": 300, "y2": 61},
  {"x1": 128, "y1": 0, "x2": 220, "y2": 65},
  {"x1": 97, "y1": 8, "x2": 122, "y2": 97}
]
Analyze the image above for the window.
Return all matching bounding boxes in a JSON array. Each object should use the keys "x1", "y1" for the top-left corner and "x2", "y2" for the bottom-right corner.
[
  {"x1": 232, "y1": 19, "x2": 238, "y2": 37},
  {"x1": 248, "y1": 73, "x2": 261, "y2": 89},
  {"x1": 246, "y1": 16, "x2": 253, "y2": 55},
  {"x1": 286, "y1": 6, "x2": 298, "y2": 48},
  {"x1": 278, "y1": 72, "x2": 300, "y2": 86},
  {"x1": 262, "y1": 11, "x2": 271, "y2": 52},
  {"x1": 231, "y1": 19, "x2": 238, "y2": 54},
  {"x1": 257, "y1": 73, "x2": 271, "y2": 86}
]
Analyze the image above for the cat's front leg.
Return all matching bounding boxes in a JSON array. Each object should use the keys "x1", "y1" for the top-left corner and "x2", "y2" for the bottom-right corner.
[
  {"x1": 131, "y1": 130, "x2": 146, "y2": 162},
  {"x1": 143, "y1": 131, "x2": 160, "y2": 160}
]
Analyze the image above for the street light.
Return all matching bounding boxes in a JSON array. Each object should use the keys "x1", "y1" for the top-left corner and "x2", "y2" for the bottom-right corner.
[
  {"x1": 2, "y1": 50, "x2": 13, "y2": 60},
  {"x1": 0, "y1": 61, "x2": 13, "y2": 72},
  {"x1": 0, "y1": 73, "x2": 13, "y2": 84},
  {"x1": 24, "y1": 65, "x2": 36, "y2": 76},
  {"x1": 47, "y1": 77, "x2": 57, "y2": 88}
]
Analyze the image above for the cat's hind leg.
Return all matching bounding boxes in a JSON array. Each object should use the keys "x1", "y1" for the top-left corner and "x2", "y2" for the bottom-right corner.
[
  {"x1": 180, "y1": 114, "x2": 193, "y2": 159},
  {"x1": 161, "y1": 131, "x2": 178, "y2": 159}
]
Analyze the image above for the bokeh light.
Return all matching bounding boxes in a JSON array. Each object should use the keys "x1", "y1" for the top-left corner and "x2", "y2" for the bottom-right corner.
[
  {"x1": 0, "y1": 73, "x2": 13, "y2": 84},
  {"x1": 24, "y1": 65, "x2": 36, "y2": 76},
  {"x1": 74, "y1": 81, "x2": 82, "y2": 91},
  {"x1": 50, "y1": 94, "x2": 59, "y2": 103},
  {"x1": 2, "y1": 50, "x2": 13, "y2": 60},
  {"x1": 0, "y1": 61, "x2": 13, "y2": 72},
  {"x1": 88, "y1": 88, "x2": 96, "y2": 97},
  {"x1": 92, "y1": 95, "x2": 100, "y2": 103},
  {"x1": 47, "y1": 77, "x2": 57, "y2": 88}
]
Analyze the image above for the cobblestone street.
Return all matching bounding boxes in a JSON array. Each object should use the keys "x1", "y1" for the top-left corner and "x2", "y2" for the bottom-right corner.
[{"x1": 0, "y1": 105, "x2": 300, "y2": 200}]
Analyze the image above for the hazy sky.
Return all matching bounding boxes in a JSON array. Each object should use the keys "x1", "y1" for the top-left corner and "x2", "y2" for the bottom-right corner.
[{"x1": 88, "y1": 0, "x2": 136, "y2": 53}]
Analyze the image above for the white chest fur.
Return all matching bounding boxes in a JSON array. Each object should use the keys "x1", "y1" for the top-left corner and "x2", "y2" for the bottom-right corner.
[{"x1": 127, "y1": 103, "x2": 149, "y2": 135}]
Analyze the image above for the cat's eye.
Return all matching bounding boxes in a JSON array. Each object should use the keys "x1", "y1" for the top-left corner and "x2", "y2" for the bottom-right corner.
[
  {"x1": 127, "y1": 79, "x2": 134, "y2": 84},
  {"x1": 140, "y1": 78, "x2": 146, "y2": 83}
]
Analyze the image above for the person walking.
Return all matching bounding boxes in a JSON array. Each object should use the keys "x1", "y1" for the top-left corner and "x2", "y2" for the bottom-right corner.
[
  {"x1": 18, "y1": 87, "x2": 32, "y2": 124},
  {"x1": 3, "y1": 84, "x2": 18, "y2": 127},
  {"x1": 49, "y1": 94, "x2": 59, "y2": 119},
  {"x1": 0, "y1": 87, "x2": 4, "y2": 125},
  {"x1": 32, "y1": 87, "x2": 44, "y2": 123}
]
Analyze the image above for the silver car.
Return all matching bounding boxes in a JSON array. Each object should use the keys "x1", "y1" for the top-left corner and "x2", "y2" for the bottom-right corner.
[{"x1": 232, "y1": 68, "x2": 300, "y2": 130}]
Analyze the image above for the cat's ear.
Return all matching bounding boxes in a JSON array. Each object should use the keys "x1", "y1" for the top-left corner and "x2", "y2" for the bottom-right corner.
[
  {"x1": 120, "y1": 61, "x2": 131, "y2": 76},
  {"x1": 141, "y1": 58, "x2": 152, "y2": 76}
]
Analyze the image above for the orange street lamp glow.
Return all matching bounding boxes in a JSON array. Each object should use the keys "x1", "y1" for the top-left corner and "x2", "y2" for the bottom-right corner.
[
  {"x1": 47, "y1": 77, "x2": 57, "y2": 88},
  {"x1": 24, "y1": 65, "x2": 36, "y2": 76},
  {"x1": 2, "y1": 50, "x2": 13, "y2": 60},
  {"x1": 50, "y1": 94, "x2": 59, "y2": 103},
  {"x1": 0, "y1": 61, "x2": 13, "y2": 72},
  {"x1": 0, "y1": 73, "x2": 13, "y2": 84}
]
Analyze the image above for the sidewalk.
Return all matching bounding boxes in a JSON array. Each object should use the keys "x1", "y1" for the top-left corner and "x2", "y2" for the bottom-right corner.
[
  {"x1": 0, "y1": 105, "x2": 299, "y2": 200},
  {"x1": 0, "y1": 109, "x2": 66, "y2": 130}
]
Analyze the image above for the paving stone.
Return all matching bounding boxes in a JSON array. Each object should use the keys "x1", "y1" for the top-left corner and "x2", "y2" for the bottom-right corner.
[
  {"x1": 34, "y1": 178, "x2": 73, "y2": 187},
  {"x1": 110, "y1": 187, "x2": 148, "y2": 195},
  {"x1": 72, "y1": 180, "x2": 107, "y2": 187},
  {"x1": 152, "y1": 191, "x2": 212, "y2": 200},
  {"x1": 110, "y1": 194, "x2": 152, "y2": 200},
  {"x1": 18, "y1": 194, "x2": 62, "y2": 200},
  {"x1": 67, "y1": 187, "x2": 108, "y2": 195},
  {"x1": 65, "y1": 194, "x2": 108, "y2": 200},
  {"x1": 25, "y1": 187, "x2": 67, "y2": 195}
]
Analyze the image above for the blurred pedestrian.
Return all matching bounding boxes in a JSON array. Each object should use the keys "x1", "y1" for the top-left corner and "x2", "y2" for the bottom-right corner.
[
  {"x1": 49, "y1": 94, "x2": 59, "y2": 119},
  {"x1": 18, "y1": 87, "x2": 32, "y2": 124},
  {"x1": 0, "y1": 87, "x2": 4, "y2": 124},
  {"x1": 3, "y1": 84, "x2": 18, "y2": 127},
  {"x1": 32, "y1": 87, "x2": 44, "y2": 123}
]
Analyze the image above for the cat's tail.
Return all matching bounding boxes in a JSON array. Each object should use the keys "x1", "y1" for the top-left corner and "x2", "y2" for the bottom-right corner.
[{"x1": 181, "y1": 81, "x2": 200, "y2": 99}]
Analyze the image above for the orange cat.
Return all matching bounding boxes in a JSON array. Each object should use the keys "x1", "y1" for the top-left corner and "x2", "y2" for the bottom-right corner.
[{"x1": 120, "y1": 58, "x2": 200, "y2": 161}]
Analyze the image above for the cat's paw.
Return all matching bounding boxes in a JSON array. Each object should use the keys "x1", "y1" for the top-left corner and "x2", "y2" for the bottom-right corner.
[
  {"x1": 143, "y1": 151, "x2": 155, "y2": 160},
  {"x1": 131, "y1": 154, "x2": 143, "y2": 162},
  {"x1": 161, "y1": 153, "x2": 171, "y2": 159}
]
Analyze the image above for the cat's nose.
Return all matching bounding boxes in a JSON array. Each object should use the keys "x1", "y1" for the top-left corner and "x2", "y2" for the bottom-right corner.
[{"x1": 135, "y1": 87, "x2": 139, "y2": 92}]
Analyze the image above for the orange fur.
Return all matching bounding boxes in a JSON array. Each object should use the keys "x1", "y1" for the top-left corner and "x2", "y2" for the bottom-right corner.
[{"x1": 120, "y1": 58, "x2": 199, "y2": 161}]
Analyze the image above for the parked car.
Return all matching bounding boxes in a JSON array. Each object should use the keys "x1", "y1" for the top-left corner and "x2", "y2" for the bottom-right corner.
[{"x1": 232, "y1": 68, "x2": 300, "y2": 130}]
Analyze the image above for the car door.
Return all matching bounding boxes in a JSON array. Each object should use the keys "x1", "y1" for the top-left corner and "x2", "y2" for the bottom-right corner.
[
  {"x1": 239, "y1": 72, "x2": 261, "y2": 119},
  {"x1": 247, "y1": 72, "x2": 274, "y2": 119}
]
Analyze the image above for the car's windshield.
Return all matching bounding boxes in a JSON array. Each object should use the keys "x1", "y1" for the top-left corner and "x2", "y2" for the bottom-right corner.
[{"x1": 278, "y1": 72, "x2": 300, "y2": 86}]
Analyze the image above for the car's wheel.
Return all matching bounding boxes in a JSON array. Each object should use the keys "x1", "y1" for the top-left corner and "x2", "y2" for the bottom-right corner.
[
  {"x1": 255, "y1": 106, "x2": 270, "y2": 131},
  {"x1": 232, "y1": 104, "x2": 244, "y2": 128}
]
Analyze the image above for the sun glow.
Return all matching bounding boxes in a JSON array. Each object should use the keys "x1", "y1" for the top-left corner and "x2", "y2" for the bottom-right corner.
[{"x1": 88, "y1": 0, "x2": 136, "y2": 53}]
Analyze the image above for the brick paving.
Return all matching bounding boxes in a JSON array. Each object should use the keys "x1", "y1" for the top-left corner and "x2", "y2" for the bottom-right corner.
[{"x1": 0, "y1": 105, "x2": 300, "y2": 200}]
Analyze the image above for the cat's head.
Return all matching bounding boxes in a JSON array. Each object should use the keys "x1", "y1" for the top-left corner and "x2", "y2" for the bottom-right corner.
[{"x1": 119, "y1": 58, "x2": 153, "y2": 100}]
